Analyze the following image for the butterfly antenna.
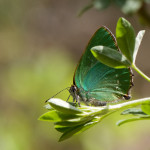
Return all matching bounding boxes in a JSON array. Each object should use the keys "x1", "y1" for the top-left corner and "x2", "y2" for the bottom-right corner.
[
  {"x1": 66, "y1": 94, "x2": 71, "y2": 102},
  {"x1": 45, "y1": 87, "x2": 70, "y2": 103}
]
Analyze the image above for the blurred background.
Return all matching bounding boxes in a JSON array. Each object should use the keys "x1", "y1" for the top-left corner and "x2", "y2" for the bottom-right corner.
[{"x1": 1, "y1": 0, "x2": 150, "y2": 150}]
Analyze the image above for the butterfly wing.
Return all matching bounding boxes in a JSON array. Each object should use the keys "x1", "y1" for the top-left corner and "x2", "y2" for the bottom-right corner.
[{"x1": 74, "y1": 26, "x2": 132, "y2": 102}]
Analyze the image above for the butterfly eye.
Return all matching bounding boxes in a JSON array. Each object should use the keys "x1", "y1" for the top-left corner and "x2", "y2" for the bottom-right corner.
[{"x1": 69, "y1": 85, "x2": 77, "y2": 93}]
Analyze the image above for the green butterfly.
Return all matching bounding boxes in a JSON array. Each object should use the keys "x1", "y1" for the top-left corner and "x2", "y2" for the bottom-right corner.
[{"x1": 69, "y1": 26, "x2": 133, "y2": 106}]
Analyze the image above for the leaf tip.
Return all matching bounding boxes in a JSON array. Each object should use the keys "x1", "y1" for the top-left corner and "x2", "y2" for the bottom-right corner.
[{"x1": 116, "y1": 121, "x2": 121, "y2": 126}]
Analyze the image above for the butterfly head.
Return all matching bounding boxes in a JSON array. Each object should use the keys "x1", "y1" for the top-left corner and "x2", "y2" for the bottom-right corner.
[
  {"x1": 69, "y1": 85, "x2": 80, "y2": 104},
  {"x1": 69, "y1": 85, "x2": 77, "y2": 97}
]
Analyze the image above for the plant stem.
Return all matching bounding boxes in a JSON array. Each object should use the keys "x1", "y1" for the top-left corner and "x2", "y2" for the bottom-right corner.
[
  {"x1": 85, "y1": 97, "x2": 150, "y2": 118},
  {"x1": 132, "y1": 64, "x2": 150, "y2": 82},
  {"x1": 109, "y1": 97, "x2": 150, "y2": 111}
]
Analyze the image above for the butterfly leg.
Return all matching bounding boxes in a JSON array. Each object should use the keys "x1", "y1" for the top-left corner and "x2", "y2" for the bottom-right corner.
[{"x1": 75, "y1": 94, "x2": 81, "y2": 107}]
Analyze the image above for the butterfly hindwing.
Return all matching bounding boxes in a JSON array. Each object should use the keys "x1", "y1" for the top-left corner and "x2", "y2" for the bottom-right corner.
[{"x1": 74, "y1": 26, "x2": 132, "y2": 102}]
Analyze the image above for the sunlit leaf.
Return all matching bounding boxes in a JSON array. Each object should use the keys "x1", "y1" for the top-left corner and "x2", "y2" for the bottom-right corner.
[
  {"x1": 91, "y1": 45, "x2": 131, "y2": 68},
  {"x1": 39, "y1": 110, "x2": 79, "y2": 122},
  {"x1": 47, "y1": 98, "x2": 83, "y2": 114},
  {"x1": 116, "y1": 17, "x2": 135, "y2": 63},
  {"x1": 133, "y1": 30, "x2": 145, "y2": 64}
]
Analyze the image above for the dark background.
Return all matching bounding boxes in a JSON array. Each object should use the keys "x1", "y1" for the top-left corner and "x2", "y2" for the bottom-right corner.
[{"x1": 1, "y1": 0, "x2": 150, "y2": 150}]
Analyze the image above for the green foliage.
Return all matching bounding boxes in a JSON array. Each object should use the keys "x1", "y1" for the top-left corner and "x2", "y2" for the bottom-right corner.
[
  {"x1": 116, "y1": 101, "x2": 150, "y2": 126},
  {"x1": 40, "y1": 97, "x2": 150, "y2": 141},
  {"x1": 117, "y1": 106, "x2": 150, "y2": 126},
  {"x1": 117, "y1": 115, "x2": 150, "y2": 126},
  {"x1": 39, "y1": 98, "x2": 108, "y2": 141}
]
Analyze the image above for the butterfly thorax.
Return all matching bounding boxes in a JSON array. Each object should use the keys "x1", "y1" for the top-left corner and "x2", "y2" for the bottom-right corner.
[{"x1": 69, "y1": 85, "x2": 87, "y2": 104}]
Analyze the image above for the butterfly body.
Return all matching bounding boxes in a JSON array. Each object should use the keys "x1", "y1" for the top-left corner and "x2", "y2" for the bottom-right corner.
[
  {"x1": 69, "y1": 84, "x2": 107, "y2": 106},
  {"x1": 69, "y1": 26, "x2": 133, "y2": 106}
]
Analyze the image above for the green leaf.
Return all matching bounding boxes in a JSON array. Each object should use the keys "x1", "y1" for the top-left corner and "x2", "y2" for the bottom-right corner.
[
  {"x1": 116, "y1": 17, "x2": 135, "y2": 63},
  {"x1": 59, "y1": 117, "x2": 101, "y2": 142},
  {"x1": 39, "y1": 111, "x2": 60, "y2": 122},
  {"x1": 54, "y1": 125, "x2": 71, "y2": 133},
  {"x1": 117, "y1": 115, "x2": 150, "y2": 126},
  {"x1": 121, "y1": 108, "x2": 146, "y2": 115},
  {"x1": 141, "y1": 102, "x2": 150, "y2": 115},
  {"x1": 55, "y1": 115, "x2": 94, "y2": 127},
  {"x1": 47, "y1": 98, "x2": 83, "y2": 114},
  {"x1": 39, "y1": 110, "x2": 79, "y2": 122},
  {"x1": 133, "y1": 30, "x2": 145, "y2": 64},
  {"x1": 91, "y1": 45, "x2": 131, "y2": 68}
]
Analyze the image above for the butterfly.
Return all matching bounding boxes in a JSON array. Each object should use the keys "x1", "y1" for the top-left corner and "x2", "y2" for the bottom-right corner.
[{"x1": 68, "y1": 26, "x2": 133, "y2": 106}]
